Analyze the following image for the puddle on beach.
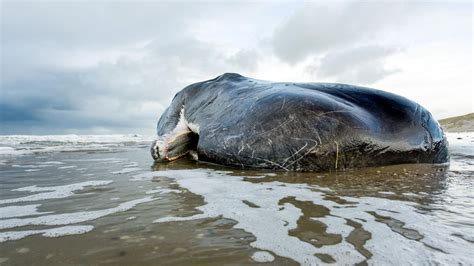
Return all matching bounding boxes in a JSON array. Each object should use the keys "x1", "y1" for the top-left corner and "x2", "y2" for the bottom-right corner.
[{"x1": 0, "y1": 134, "x2": 473, "y2": 265}]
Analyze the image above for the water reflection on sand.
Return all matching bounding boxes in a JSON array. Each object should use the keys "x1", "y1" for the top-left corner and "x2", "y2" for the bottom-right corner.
[
  {"x1": 145, "y1": 161, "x2": 472, "y2": 265},
  {"x1": 0, "y1": 133, "x2": 472, "y2": 265}
]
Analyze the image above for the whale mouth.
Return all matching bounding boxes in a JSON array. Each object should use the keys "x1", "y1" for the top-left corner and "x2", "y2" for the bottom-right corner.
[
  {"x1": 151, "y1": 107, "x2": 200, "y2": 162},
  {"x1": 165, "y1": 130, "x2": 199, "y2": 161},
  {"x1": 151, "y1": 130, "x2": 199, "y2": 162}
]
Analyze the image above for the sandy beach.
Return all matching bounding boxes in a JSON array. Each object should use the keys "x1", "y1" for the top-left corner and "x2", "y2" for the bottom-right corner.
[{"x1": 0, "y1": 133, "x2": 472, "y2": 265}]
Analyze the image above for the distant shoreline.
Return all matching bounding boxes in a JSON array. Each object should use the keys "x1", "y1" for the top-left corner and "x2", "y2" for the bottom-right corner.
[{"x1": 439, "y1": 113, "x2": 474, "y2": 132}]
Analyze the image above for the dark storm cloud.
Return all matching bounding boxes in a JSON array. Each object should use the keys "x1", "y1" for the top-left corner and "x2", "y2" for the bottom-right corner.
[{"x1": 0, "y1": 1, "x2": 265, "y2": 134}]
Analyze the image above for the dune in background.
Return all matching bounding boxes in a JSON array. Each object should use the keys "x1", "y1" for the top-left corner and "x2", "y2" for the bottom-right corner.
[{"x1": 439, "y1": 113, "x2": 473, "y2": 132}]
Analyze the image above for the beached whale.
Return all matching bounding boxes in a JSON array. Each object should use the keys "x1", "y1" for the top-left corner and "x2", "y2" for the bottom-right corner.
[{"x1": 151, "y1": 73, "x2": 448, "y2": 171}]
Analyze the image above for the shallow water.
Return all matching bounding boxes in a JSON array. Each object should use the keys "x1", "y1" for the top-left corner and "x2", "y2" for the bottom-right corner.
[{"x1": 0, "y1": 133, "x2": 472, "y2": 265}]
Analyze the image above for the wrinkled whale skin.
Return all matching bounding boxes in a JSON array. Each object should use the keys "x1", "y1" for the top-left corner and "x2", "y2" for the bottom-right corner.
[{"x1": 153, "y1": 73, "x2": 448, "y2": 171}]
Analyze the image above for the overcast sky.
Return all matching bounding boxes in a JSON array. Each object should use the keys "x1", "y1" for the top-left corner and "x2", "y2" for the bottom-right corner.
[{"x1": 1, "y1": 1, "x2": 472, "y2": 135}]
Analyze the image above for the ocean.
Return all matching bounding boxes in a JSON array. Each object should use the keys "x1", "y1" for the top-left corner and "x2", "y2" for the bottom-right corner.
[{"x1": 0, "y1": 133, "x2": 473, "y2": 265}]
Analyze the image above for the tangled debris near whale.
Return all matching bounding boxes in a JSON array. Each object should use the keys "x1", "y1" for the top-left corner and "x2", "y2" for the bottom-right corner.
[{"x1": 151, "y1": 73, "x2": 448, "y2": 171}]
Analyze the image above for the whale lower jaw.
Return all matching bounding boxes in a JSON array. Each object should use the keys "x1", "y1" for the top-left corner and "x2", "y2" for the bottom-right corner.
[{"x1": 151, "y1": 107, "x2": 199, "y2": 162}]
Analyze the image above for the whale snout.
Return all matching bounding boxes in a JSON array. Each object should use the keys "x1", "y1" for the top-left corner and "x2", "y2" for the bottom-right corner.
[{"x1": 150, "y1": 140, "x2": 161, "y2": 161}]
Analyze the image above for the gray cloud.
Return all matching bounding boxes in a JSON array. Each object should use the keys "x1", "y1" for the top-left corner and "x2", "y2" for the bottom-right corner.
[
  {"x1": 227, "y1": 49, "x2": 260, "y2": 72},
  {"x1": 310, "y1": 45, "x2": 402, "y2": 85},
  {"x1": 269, "y1": 2, "x2": 415, "y2": 85},
  {"x1": 0, "y1": 36, "x2": 255, "y2": 134},
  {"x1": 0, "y1": 2, "x2": 269, "y2": 134},
  {"x1": 271, "y1": 2, "x2": 408, "y2": 64},
  {"x1": 0, "y1": 1, "x2": 471, "y2": 134}
]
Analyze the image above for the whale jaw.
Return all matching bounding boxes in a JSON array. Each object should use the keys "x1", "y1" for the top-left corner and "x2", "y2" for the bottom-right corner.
[
  {"x1": 151, "y1": 131, "x2": 199, "y2": 162},
  {"x1": 151, "y1": 107, "x2": 199, "y2": 162}
]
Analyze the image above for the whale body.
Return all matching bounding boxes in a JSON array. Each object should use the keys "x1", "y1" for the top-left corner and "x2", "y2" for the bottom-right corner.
[{"x1": 151, "y1": 73, "x2": 448, "y2": 171}]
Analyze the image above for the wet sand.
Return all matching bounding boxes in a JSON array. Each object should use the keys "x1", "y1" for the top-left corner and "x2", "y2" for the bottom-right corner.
[{"x1": 0, "y1": 133, "x2": 473, "y2": 265}]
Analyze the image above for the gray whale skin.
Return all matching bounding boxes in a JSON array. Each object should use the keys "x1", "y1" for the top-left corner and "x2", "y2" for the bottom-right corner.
[{"x1": 151, "y1": 73, "x2": 448, "y2": 171}]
